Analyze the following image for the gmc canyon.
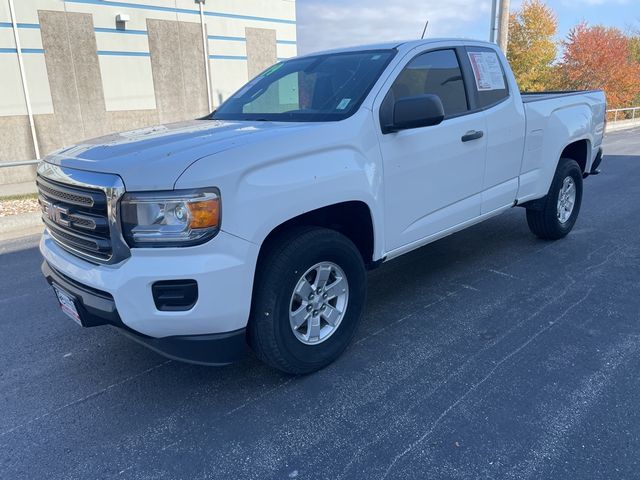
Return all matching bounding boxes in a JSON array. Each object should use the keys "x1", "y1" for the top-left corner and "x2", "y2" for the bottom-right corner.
[{"x1": 37, "y1": 39, "x2": 606, "y2": 374}]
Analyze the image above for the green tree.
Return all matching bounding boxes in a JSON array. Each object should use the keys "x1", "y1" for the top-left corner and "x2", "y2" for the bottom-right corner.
[{"x1": 507, "y1": 0, "x2": 558, "y2": 92}]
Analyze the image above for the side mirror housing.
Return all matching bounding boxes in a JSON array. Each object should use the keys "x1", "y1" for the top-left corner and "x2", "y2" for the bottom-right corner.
[{"x1": 385, "y1": 94, "x2": 445, "y2": 133}]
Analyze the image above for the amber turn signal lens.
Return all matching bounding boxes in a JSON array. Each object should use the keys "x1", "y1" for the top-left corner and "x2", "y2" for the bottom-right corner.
[{"x1": 187, "y1": 198, "x2": 220, "y2": 229}]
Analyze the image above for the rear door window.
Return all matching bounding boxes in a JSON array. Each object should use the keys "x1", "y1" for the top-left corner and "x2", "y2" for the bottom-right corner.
[{"x1": 464, "y1": 46, "x2": 510, "y2": 108}]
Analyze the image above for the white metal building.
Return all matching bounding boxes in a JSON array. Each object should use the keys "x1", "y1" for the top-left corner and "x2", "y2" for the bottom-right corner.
[{"x1": 0, "y1": 0, "x2": 297, "y2": 183}]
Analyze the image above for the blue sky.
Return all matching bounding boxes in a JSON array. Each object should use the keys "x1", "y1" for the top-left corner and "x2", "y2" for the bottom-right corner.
[{"x1": 296, "y1": 0, "x2": 640, "y2": 54}]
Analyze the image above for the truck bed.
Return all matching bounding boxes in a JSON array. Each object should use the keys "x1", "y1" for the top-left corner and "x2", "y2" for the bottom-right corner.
[{"x1": 516, "y1": 88, "x2": 606, "y2": 204}]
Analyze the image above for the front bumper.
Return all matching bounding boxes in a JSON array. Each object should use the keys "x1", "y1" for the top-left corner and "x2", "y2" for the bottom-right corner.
[
  {"x1": 42, "y1": 260, "x2": 248, "y2": 365},
  {"x1": 40, "y1": 228, "x2": 259, "y2": 339}
]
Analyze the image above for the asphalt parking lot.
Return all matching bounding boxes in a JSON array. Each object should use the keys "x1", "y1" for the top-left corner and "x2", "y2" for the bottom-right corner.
[{"x1": 1, "y1": 128, "x2": 639, "y2": 480}]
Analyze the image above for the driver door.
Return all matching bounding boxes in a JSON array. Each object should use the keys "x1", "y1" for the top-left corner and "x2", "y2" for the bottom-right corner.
[{"x1": 377, "y1": 48, "x2": 488, "y2": 252}]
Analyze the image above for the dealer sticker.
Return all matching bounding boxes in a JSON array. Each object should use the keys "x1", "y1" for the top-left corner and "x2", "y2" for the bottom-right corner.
[{"x1": 467, "y1": 51, "x2": 506, "y2": 91}]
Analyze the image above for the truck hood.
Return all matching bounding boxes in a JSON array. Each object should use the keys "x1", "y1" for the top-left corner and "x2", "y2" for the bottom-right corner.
[{"x1": 43, "y1": 119, "x2": 310, "y2": 190}]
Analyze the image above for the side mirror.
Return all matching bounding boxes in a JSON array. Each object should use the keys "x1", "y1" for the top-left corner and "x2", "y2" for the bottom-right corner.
[{"x1": 387, "y1": 94, "x2": 445, "y2": 133}]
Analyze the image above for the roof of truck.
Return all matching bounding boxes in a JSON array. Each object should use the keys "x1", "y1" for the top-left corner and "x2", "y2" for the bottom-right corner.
[{"x1": 295, "y1": 38, "x2": 496, "y2": 58}]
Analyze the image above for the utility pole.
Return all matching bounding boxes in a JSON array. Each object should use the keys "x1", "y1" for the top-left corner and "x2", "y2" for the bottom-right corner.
[
  {"x1": 489, "y1": 0, "x2": 498, "y2": 43},
  {"x1": 497, "y1": 0, "x2": 510, "y2": 53}
]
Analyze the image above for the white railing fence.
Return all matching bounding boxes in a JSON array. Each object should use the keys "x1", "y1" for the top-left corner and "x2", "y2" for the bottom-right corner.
[
  {"x1": 0, "y1": 159, "x2": 39, "y2": 168},
  {"x1": 608, "y1": 107, "x2": 640, "y2": 123}
]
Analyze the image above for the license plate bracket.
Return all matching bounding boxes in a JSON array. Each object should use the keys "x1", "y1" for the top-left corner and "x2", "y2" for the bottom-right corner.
[{"x1": 52, "y1": 284, "x2": 83, "y2": 327}]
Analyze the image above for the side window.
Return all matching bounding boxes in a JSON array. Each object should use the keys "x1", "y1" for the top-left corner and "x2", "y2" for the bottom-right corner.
[
  {"x1": 387, "y1": 49, "x2": 468, "y2": 118},
  {"x1": 465, "y1": 46, "x2": 509, "y2": 108}
]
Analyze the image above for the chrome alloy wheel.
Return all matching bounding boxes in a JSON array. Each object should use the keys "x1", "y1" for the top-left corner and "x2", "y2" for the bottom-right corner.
[
  {"x1": 289, "y1": 261, "x2": 349, "y2": 345},
  {"x1": 557, "y1": 176, "x2": 576, "y2": 224}
]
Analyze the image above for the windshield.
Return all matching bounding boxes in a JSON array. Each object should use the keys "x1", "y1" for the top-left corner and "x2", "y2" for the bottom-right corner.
[{"x1": 210, "y1": 49, "x2": 396, "y2": 122}]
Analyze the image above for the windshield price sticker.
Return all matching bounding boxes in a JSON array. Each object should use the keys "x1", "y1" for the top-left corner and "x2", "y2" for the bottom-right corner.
[{"x1": 467, "y1": 51, "x2": 506, "y2": 91}]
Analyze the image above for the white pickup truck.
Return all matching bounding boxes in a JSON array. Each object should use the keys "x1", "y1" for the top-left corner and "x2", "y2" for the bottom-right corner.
[{"x1": 38, "y1": 39, "x2": 606, "y2": 374}]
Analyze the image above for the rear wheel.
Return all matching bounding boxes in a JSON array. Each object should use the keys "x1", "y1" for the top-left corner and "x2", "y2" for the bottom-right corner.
[
  {"x1": 526, "y1": 158, "x2": 583, "y2": 240},
  {"x1": 248, "y1": 227, "x2": 367, "y2": 374}
]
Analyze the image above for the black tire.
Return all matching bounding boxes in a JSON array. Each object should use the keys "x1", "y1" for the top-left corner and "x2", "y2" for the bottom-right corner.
[
  {"x1": 526, "y1": 158, "x2": 583, "y2": 240},
  {"x1": 248, "y1": 227, "x2": 367, "y2": 374}
]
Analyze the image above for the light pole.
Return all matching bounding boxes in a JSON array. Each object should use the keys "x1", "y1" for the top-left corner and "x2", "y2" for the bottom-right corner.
[
  {"x1": 497, "y1": 0, "x2": 510, "y2": 53},
  {"x1": 489, "y1": 0, "x2": 498, "y2": 43}
]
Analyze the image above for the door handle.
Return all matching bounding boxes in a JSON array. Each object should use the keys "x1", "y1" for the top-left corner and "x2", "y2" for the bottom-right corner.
[{"x1": 461, "y1": 130, "x2": 484, "y2": 142}]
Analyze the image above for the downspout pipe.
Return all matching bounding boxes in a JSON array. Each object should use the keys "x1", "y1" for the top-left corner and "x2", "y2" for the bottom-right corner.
[
  {"x1": 196, "y1": 0, "x2": 213, "y2": 113},
  {"x1": 8, "y1": 0, "x2": 41, "y2": 160}
]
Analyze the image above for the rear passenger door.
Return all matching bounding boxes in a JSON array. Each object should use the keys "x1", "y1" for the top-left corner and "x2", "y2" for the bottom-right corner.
[
  {"x1": 377, "y1": 48, "x2": 488, "y2": 252},
  {"x1": 463, "y1": 46, "x2": 527, "y2": 213}
]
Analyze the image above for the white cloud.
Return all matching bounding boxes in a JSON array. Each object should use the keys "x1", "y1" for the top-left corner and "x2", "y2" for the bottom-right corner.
[{"x1": 296, "y1": 0, "x2": 492, "y2": 54}]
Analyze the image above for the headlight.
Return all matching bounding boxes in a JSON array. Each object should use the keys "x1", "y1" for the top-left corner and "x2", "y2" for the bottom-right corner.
[{"x1": 121, "y1": 188, "x2": 220, "y2": 247}]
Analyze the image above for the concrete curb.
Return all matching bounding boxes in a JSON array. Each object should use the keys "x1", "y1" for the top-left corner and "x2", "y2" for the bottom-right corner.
[
  {"x1": 0, "y1": 212, "x2": 43, "y2": 241},
  {"x1": 607, "y1": 119, "x2": 640, "y2": 132}
]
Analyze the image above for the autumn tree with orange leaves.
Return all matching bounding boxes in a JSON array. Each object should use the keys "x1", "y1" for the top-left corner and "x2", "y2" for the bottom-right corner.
[
  {"x1": 559, "y1": 24, "x2": 640, "y2": 108},
  {"x1": 507, "y1": 0, "x2": 557, "y2": 92},
  {"x1": 506, "y1": 1, "x2": 640, "y2": 108}
]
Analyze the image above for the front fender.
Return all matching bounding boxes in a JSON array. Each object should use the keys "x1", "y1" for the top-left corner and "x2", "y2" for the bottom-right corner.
[
  {"x1": 232, "y1": 147, "x2": 381, "y2": 245},
  {"x1": 175, "y1": 112, "x2": 386, "y2": 260}
]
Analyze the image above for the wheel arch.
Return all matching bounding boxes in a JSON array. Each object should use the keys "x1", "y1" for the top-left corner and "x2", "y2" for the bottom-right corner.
[
  {"x1": 560, "y1": 139, "x2": 591, "y2": 174},
  {"x1": 255, "y1": 201, "x2": 378, "y2": 271}
]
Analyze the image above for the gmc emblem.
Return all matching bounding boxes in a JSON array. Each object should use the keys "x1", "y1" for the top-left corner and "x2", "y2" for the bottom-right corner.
[{"x1": 41, "y1": 199, "x2": 71, "y2": 228}]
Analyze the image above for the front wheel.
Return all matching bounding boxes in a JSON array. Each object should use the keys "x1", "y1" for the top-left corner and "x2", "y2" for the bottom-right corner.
[
  {"x1": 248, "y1": 227, "x2": 367, "y2": 374},
  {"x1": 526, "y1": 158, "x2": 583, "y2": 240}
]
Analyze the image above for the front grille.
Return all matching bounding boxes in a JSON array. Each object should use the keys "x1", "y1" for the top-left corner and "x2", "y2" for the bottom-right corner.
[
  {"x1": 37, "y1": 175, "x2": 112, "y2": 262},
  {"x1": 37, "y1": 180, "x2": 95, "y2": 207}
]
